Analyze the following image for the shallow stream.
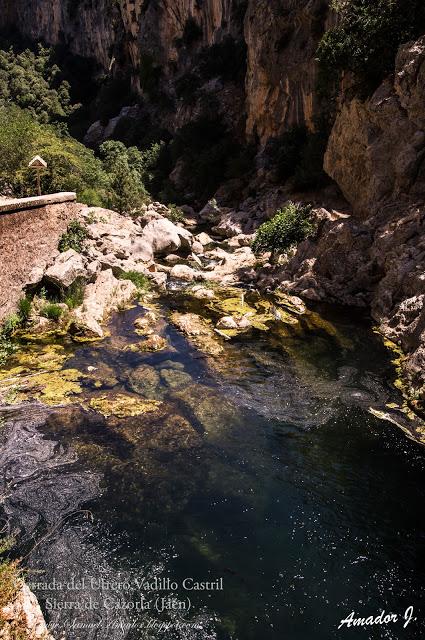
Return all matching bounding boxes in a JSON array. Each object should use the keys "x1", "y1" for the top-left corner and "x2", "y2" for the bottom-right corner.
[{"x1": 0, "y1": 291, "x2": 424, "y2": 640}]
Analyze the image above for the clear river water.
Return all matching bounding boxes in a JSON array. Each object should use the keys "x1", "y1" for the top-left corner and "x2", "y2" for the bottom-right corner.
[{"x1": 0, "y1": 291, "x2": 424, "y2": 640}]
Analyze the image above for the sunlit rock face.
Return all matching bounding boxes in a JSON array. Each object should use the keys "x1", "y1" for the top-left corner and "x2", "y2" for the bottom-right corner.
[
  {"x1": 244, "y1": 0, "x2": 333, "y2": 144},
  {"x1": 0, "y1": 0, "x2": 332, "y2": 144}
]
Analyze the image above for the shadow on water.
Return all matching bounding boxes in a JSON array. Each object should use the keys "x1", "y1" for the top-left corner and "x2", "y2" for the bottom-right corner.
[{"x1": 0, "y1": 298, "x2": 424, "y2": 640}]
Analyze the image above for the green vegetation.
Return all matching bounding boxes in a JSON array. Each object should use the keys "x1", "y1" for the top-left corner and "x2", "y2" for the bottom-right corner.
[
  {"x1": 0, "y1": 334, "x2": 16, "y2": 366},
  {"x1": 18, "y1": 297, "x2": 32, "y2": 324},
  {"x1": 0, "y1": 47, "x2": 162, "y2": 212},
  {"x1": 119, "y1": 271, "x2": 150, "y2": 292},
  {"x1": 252, "y1": 202, "x2": 315, "y2": 262},
  {"x1": 0, "y1": 535, "x2": 22, "y2": 637},
  {"x1": 0, "y1": 43, "x2": 78, "y2": 124},
  {"x1": 0, "y1": 312, "x2": 22, "y2": 365},
  {"x1": 317, "y1": 0, "x2": 425, "y2": 93},
  {"x1": 164, "y1": 204, "x2": 185, "y2": 223},
  {"x1": 2, "y1": 314, "x2": 21, "y2": 336},
  {"x1": 99, "y1": 140, "x2": 163, "y2": 214},
  {"x1": 0, "y1": 105, "x2": 107, "y2": 200},
  {"x1": 40, "y1": 303, "x2": 64, "y2": 321},
  {"x1": 63, "y1": 279, "x2": 85, "y2": 309},
  {"x1": 58, "y1": 219, "x2": 89, "y2": 253}
]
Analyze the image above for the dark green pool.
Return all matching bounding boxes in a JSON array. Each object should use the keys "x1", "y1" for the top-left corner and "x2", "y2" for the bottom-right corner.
[{"x1": 1, "y1": 300, "x2": 424, "y2": 640}]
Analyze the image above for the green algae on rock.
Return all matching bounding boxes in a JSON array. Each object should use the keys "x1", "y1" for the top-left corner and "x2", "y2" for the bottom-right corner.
[
  {"x1": 88, "y1": 394, "x2": 161, "y2": 418},
  {"x1": 126, "y1": 335, "x2": 168, "y2": 353},
  {"x1": 5, "y1": 369, "x2": 85, "y2": 406}
]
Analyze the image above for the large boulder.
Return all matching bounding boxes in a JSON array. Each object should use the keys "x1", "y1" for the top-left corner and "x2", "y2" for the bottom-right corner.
[
  {"x1": 44, "y1": 249, "x2": 86, "y2": 288},
  {"x1": 72, "y1": 269, "x2": 137, "y2": 338},
  {"x1": 325, "y1": 35, "x2": 425, "y2": 214},
  {"x1": 169, "y1": 264, "x2": 202, "y2": 282},
  {"x1": 137, "y1": 218, "x2": 193, "y2": 259}
]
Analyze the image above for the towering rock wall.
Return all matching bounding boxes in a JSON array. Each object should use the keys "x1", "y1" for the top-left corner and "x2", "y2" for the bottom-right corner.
[
  {"x1": 0, "y1": 0, "x2": 331, "y2": 142},
  {"x1": 244, "y1": 0, "x2": 331, "y2": 144},
  {"x1": 283, "y1": 37, "x2": 425, "y2": 404}
]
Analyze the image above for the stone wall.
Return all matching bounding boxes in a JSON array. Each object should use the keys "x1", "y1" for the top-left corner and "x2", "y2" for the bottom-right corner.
[{"x1": 0, "y1": 202, "x2": 82, "y2": 322}]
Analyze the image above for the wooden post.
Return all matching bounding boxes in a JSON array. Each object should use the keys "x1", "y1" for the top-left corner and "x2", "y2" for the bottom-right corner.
[{"x1": 28, "y1": 155, "x2": 47, "y2": 196}]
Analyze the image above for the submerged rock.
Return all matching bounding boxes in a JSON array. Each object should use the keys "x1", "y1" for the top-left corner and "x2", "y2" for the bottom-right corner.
[
  {"x1": 169, "y1": 312, "x2": 224, "y2": 356},
  {"x1": 88, "y1": 394, "x2": 161, "y2": 418},
  {"x1": 160, "y1": 368, "x2": 193, "y2": 389},
  {"x1": 127, "y1": 365, "x2": 162, "y2": 399}
]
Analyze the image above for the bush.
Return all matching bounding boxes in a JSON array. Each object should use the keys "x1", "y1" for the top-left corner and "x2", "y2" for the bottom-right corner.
[
  {"x1": 40, "y1": 303, "x2": 63, "y2": 321},
  {"x1": 252, "y1": 202, "x2": 315, "y2": 261},
  {"x1": 0, "y1": 334, "x2": 16, "y2": 366},
  {"x1": 99, "y1": 140, "x2": 154, "y2": 214},
  {"x1": 63, "y1": 279, "x2": 85, "y2": 309},
  {"x1": 164, "y1": 204, "x2": 185, "y2": 223},
  {"x1": 58, "y1": 220, "x2": 88, "y2": 253},
  {"x1": 317, "y1": 0, "x2": 425, "y2": 93},
  {"x1": 18, "y1": 297, "x2": 32, "y2": 323},
  {"x1": 119, "y1": 271, "x2": 150, "y2": 292},
  {"x1": 0, "y1": 314, "x2": 20, "y2": 365}
]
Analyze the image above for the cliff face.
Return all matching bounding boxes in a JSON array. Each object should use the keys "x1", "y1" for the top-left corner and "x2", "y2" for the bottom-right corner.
[
  {"x1": 244, "y1": 0, "x2": 331, "y2": 144},
  {"x1": 0, "y1": 0, "x2": 331, "y2": 143},
  {"x1": 283, "y1": 37, "x2": 425, "y2": 404}
]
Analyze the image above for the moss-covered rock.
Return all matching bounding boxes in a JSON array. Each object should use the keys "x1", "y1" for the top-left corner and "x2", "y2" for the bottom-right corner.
[
  {"x1": 88, "y1": 394, "x2": 161, "y2": 418},
  {"x1": 7, "y1": 369, "x2": 85, "y2": 406}
]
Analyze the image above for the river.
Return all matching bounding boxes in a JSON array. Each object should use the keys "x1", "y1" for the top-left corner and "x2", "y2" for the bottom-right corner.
[{"x1": 0, "y1": 289, "x2": 424, "y2": 640}]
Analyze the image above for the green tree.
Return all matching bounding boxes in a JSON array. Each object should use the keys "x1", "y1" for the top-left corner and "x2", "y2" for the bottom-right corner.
[
  {"x1": 0, "y1": 44, "x2": 78, "y2": 123},
  {"x1": 0, "y1": 105, "x2": 107, "y2": 202},
  {"x1": 317, "y1": 0, "x2": 425, "y2": 92}
]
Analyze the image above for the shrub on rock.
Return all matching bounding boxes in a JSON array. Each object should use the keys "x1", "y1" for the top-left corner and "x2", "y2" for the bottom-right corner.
[{"x1": 252, "y1": 202, "x2": 315, "y2": 263}]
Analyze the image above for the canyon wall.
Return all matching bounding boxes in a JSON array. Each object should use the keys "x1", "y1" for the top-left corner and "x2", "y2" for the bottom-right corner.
[
  {"x1": 0, "y1": 0, "x2": 331, "y2": 143},
  {"x1": 282, "y1": 37, "x2": 425, "y2": 403}
]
